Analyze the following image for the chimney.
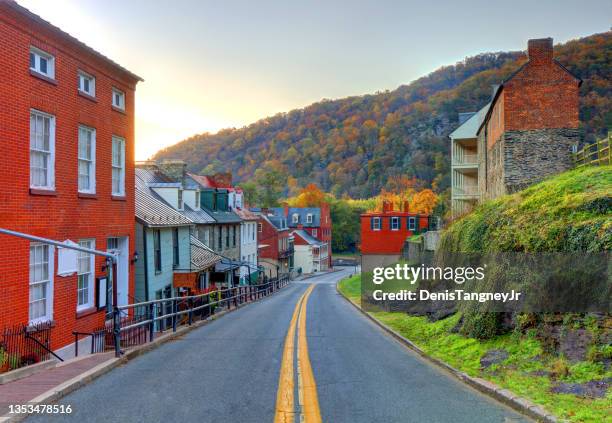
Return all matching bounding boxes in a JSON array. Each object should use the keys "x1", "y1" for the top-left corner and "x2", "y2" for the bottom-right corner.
[
  {"x1": 402, "y1": 200, "x2": 410, "y2": 212},
  {"x1": 282, "y1": 202, "x2": 289, "y2": 217},
  {"x1": 527, "y1": 38, "x2": 553, "y2": 64},
  {"x1": 159, "y1": 159, "x2": 186, "y2": 183},
  {"x1": 382, "y1": 200, "x2": 393, "y2": 213},
  {"x1": 211, "y1": 172, "x2": 232, "y2": 188}
]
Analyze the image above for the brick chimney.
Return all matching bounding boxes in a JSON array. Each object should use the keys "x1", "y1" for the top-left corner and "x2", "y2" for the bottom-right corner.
[
  {"x1": 402, "y1": 200, "x2": 410, "y2": 212},
  {"x1": 382, "y1": 200, "x2": 393, "y2": 213},
  {"x1": 282, "y1": 202, "x2": 289, "y2": 217},
  {"x1": 159, "y1": 159, "x2": 186, "y2": 182},
  {"x1": 528, "y1": 38, "x2": 553, "y2": 64},
  {"x1": 211, "y1": 172, "x2": 232, "y2": 188}
]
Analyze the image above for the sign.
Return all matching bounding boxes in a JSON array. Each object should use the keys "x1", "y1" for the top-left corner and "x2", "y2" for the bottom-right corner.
[
  {"x1": 57, "y1": 240, "x2": 78, "y2": 276},
  {"x1": 96, "y1": 277, "x2": 107, "y2": 310}
]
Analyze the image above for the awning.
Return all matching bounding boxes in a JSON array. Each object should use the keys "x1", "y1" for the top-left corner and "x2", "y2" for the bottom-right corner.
[{"x1": 215, "y1": 261, "x2": 241, "y2": 272}]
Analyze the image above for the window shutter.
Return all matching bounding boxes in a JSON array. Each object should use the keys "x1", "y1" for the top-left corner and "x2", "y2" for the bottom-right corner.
[{"x1": 370, "y1": 217, "x2": 374, "y2": 230}]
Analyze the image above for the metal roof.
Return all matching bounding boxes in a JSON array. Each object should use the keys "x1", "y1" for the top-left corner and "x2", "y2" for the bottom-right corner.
[
  {"x1": 181, "y1": 204, "x2": 216, "y2": 224},
  {"x1": 135, "y1": 187, "x2": 193, "y2": 227},
  {"x1": 292, "y1": 230, "x2": 325, "y2": 246},
  {"x1": 190, "y1": 235, "x2": 222, "y2": 271},
  {"x1": 449, "y1": 103, "x2": 490, "y2": 140},
  {"x1": 269, "y1": 207, "x2": 321, "y2": 227}
]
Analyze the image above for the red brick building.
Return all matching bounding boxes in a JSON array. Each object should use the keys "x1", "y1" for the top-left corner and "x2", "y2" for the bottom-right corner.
[
  {"x1": 255, "y1": 213, "x2": 292, "y2": 278},
  {"x1": 360, "y1": 202, "x2": 430, "y2": 256},
  {"x1": 477, "y1": 38, "x2": 581, "y2": 199},
  {"x1": 0, "y1": 2, "x2": 142, "y2": 358}
]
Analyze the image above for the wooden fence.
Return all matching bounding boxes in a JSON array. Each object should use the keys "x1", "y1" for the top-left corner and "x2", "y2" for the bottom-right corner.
[{"x1": 573, "y1": 132, "x2": 611, "y2": 168}]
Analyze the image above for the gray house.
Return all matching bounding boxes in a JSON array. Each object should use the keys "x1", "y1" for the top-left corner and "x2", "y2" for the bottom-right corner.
[{"x1": 135, "y1": 166, "x2": 222, "y2": 300}]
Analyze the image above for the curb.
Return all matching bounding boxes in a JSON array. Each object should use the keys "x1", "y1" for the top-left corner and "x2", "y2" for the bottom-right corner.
[
  {"x1": 0, "y1": 282, "x2": 293, "y2": 423},
  {"x1": 335, "y1": 282, "x2": 558, "y2": 423}
]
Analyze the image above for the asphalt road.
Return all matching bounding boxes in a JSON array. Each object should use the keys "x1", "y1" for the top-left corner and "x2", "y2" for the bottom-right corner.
[{"x1": 29, "y1": 269, "x2": 530, "y2": 423}]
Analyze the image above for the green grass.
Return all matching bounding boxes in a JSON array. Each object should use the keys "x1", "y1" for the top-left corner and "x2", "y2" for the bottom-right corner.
[{"x1": 338, "y1": 275, "x2": 612, "y2": 423}]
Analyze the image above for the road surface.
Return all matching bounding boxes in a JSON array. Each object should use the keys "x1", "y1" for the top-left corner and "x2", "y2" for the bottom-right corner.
[{"x1": 29, "y1": 269, "x2": 529, "y2": 422}]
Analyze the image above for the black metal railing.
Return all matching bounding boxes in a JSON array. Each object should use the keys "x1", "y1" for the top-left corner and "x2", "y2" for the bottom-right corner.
[
  {"x1": 0, "y1": 321, "x2": 59, "y2": 373},
  {"x1": 91, "y1": 275, "x2": 291, "y2": 355}
]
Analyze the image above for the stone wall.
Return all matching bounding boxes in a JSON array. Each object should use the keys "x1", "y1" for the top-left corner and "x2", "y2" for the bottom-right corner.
[{"x1": 503, "y1": 128, "x2": 578, "y2": 193}]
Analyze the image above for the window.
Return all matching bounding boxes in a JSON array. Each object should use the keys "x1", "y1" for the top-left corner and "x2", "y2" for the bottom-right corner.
[
  {"x1": 391, "y1": 217, "x2": 400, "y2": 231},
  {"x1": 111, "y1": 136, "x2": 125, "y2": 196},
  {"x1": 292, "y1": 214, "x2": 299, "y2": 224},
  {"x1": 78, "y1": 126, "x2": 96, "y2": 193},
  {"x1": 252, "y1": 223, "x2": 256, "y2": 241},
  {"x1": 408, "y1": 217, "x2": 416, "y2": 231},
  {"x1": 232, "y1": 226, "x2": 236, "y2": 247},
  {"x1": 154, "y1": 230, "x2": 162, "y2": 273},
  {"x1": 225, "y1": 226, "x2": 230, "y2": 248},
  {"x1": 258, "y1": 223, "x2": 262, "y2": 233},
  {"x1": 195, "y1": 191, "x2": 200, "y2": 209},
  {"x1": 107, "y1": 237, "x2": 119, "y2": 251},
  {"x1": 29, "y1": 243, "x2": 53, "y2": 323},
  {"x1": 29, "y1": 47, "x2": 55, "y2": 79},
  {"x1": 371, "y1": 217, "x2": 381, "y2": 231},
  {"x1": 172, "y1": 228, "x2": 179, "y2": 268},
  {"x1": 77, "y1": 240, "x2": 95, "y2": 310},
  {"x1": 30, "y1": 110, "x2": 55, "y2": 189},
  {"x1": 306, "y1": 214, "x2": 313, "y2": 223},
  {"x1": 78, "y1": 71, "x2": 95, "y2": 97},
  {"x1": 217, "y1": 227, "x2": 222, "y2": 250},
  {"x1": 112, "y1": 88, "x2": 125, "y2": 110},
  {"x1": 177, "y1": 189, "x2": 183, "y2": 210},
  {"x1": 312, "y1": 229, "x2": 318, "y2": 238}
]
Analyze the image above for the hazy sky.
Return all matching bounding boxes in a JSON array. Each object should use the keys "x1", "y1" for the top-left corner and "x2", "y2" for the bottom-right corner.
[{"x1": 19, "y1": 0, "x2": 611, "y2": 160}]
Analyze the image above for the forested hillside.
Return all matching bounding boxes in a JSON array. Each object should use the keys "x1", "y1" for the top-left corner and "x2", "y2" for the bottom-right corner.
[{"x1": 154, "y1": 32, "x2": 610, "y2": 199}]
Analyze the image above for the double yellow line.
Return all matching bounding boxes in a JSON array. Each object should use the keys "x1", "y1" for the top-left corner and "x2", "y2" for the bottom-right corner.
[{"x1": 274, "y1": 284, "x2": 321, "y2": 423}]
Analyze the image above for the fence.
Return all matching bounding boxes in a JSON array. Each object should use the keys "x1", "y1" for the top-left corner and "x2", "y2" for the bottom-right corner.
[
  {"x1": 0, "y1": 321, "x2": 56, "y2": 373},
  {"x1": 574, "y1": 132, "x2": 611, "y2": 168},
  {"x1": 79, "y1": 275, "x2": 291, "y2": 356}
]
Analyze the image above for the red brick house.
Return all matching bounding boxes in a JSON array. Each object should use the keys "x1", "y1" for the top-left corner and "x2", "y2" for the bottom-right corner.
[
  {"x1": 360, "y1": 202, "x2": 430, "y2": 257},
  {"x1": 0, "y1": 1, "x2": 142, "y2": 358},
  {"x1": 477, "y1": 38, "x2": 581, "y2": 199},
  {"x1": 255, "y1": 212, "x2": 293, "y2": 278}
]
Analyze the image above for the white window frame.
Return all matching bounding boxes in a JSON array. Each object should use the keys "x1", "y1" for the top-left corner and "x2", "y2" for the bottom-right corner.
[
  {"x1": 372, "y1": 217, "x2": 381, "y2": 231},
  {"x1": 112, "y1": 88, "x2": 125, "y2": 111},
  {"x1": 312, "y1": 229, "x2": 318, "y2": 238},
  {"x1": 29, "y1": 243, "x2": 54, "y2": 324},
  {"x1": 30, "y1": 110, "x2": 55, "y2": 190},
  {"x1": 111, "y1": 136, "x2": 126, "y2": 196},
  {"x1": 292, "y1": 214, "x2": 299, "y2": 224},
  {"x1": 78, "y1": 70, "x2": 96, "y2": 97},
  {"x1": 77, "y1": 239, "x2": 95, "y2": 311},
  {"x1": 408, "y1": 217, "x2": 417, "y2": 231},
  {"x1": 306, "y1": 214, "x2": 313, "y2": 223},
  {"x1": 78, "y1": 125, "x2": 96, "y2": 193},
  {"x1": 391, "y1": 217, "x2": 400, "y2": 231},
  {"x1": 29, "y1": 46, "x2": 55, "y2": 79}
]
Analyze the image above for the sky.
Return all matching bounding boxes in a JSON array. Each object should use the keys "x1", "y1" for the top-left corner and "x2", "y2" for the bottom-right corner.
[{"x1": 18, "y1": 0, "x2": 612, "y2": 160}]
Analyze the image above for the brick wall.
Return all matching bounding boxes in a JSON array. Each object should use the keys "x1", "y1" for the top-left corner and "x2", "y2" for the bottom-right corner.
[{"x1": 0, "y1": 3, "x2": 140, "y2": 352}]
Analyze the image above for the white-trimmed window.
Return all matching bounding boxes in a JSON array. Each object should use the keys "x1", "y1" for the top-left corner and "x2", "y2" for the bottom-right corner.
[
  {"x1": 78, "y1": 71, "x2": 95, "y2": 97},
  {"x1": 30, "y1": 110, "x2": 55, "y2": 189},
  {"x1": 77, "y1": 239, "x2": 95, "y2": 311},
  {"x1": 29, "y1": 47, "x2": 55, "y2": 79},
  {"x1": 292, "y1": 214, "x2": 299, "y2": 224},
  {"x1": 306, "y1": 214, "x2": 313, "y2": 223},
  {"x1": 78, "y1": 126, "x2": 96, "y2": 193},
  {"x1": 408, "y1": 217, "x2": 416, "y2": 231},
  {"x1": 29, "y1": 243, "x2": 54, "y2": 323},
  {"x1": 112, "y1": 88, "x2": 125, "y2": 110},
  {"x1": 391, "y1": 217, "x2": 400, "y2": 231},
  {"x1": 111, "y1": 136, "x2": 125, "y2": 196},
  {"x1": 371, "y1": 217, "x2": 381, "y2": 231},
  {"x1": 312, "y1": 229, "x2": 318, "y2": 238}
]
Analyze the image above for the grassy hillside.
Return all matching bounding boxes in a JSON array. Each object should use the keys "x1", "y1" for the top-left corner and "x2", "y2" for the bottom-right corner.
[{"x1": 154, "y1": 32, "x2": 611, "y2": 198}]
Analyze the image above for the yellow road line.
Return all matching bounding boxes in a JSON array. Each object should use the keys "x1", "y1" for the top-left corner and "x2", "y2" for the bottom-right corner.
[
  {"x1": 274, "y1": 288, "x2": 308, "y2": 423},
  {"x1": 297, "y1": 284, "x2": 322, "y2": 423}
]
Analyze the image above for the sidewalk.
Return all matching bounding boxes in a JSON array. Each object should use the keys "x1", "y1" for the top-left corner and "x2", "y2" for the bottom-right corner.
[{"x1": 0, "y1": 353, "x2": 116, "y2": 419}]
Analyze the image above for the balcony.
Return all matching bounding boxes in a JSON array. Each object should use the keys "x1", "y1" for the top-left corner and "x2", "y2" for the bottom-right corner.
[
  {"x1": 452, "y1": 185, "x2": 479, "y2": 198},
  {"x1": 452, "y1": 153, "x2": 478, "y2": 166}
]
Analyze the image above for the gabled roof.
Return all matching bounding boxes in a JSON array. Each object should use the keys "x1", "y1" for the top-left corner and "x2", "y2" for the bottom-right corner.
[
  {"x1": 292, "y1": 230, "x2": 325, "y2": 246},
  {"x1": 233, "y1": 208, "x2": 259, "y2": 221},
  {"x1": 269, "y1": 207, "x2": 321, "y2": 227},
  {"x1": 5, "y1": 1, "x2": 143, "y2": 83},
  {"x1": 135, "y1": 174, "x2": 193, "y2": 227},
  {"x1": 190, "y1": 235, "x2": 222, "y2": 271},
  {"x1": 449, "y1": 103, "x2": 491, "y2": 140},
  {"x1": 187, "y1": 173, "x2": 218, "y2": 189}
]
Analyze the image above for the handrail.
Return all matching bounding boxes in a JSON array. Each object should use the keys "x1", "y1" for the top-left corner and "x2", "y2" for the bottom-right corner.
[{"x1": 25, "y1": 331, "x2": 64, "y2": 362}]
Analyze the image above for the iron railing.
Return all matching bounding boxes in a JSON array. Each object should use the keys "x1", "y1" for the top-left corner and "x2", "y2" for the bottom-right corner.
[
  {"x1": 93, "y1": 275, "x2": 291, "y2": 355},
  {"x1": 0, "y1": 321, "x2": 59, "y2": 373}
]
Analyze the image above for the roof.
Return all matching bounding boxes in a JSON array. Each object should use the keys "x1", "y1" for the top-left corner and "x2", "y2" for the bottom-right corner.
[
  {"x1": 292, "y1": 230, "x2": 325, "y2": 246},
  {"x1": 449, "y1": 103, "x2": 490, "y2": 140},
  {"x1": 233, "y1": 208, "x2": 259, "y2": 221},
  {"x1": 203, "y1": 207, "x2": 242, "y2": 223},
  {"x1": 181, "y1": 204, "x2": 216, "y2": 224},
  {"x1": 6, "y1": 1, "x2": 143, "y2": 83},
  {"x1": 269, "y1": 207, "x2": 321, "y2": 227},
  {"x1": 190, "y1": 236, "x2": 222, "y2": 271},
  {"x1": 187, "y1": 173, "x2": 218, "y2": 189},
  {"x1": 135, "y1": 172, "x2": 193, "y2": 227}
]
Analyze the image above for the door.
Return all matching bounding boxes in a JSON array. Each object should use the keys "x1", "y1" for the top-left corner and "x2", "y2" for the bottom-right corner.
[{"x1": 107, "y1": 236, "x2": 129, "y2": 307}]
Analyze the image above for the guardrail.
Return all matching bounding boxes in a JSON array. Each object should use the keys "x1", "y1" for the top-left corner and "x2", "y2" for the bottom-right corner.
[
  {"x1": 574, "y1": 132, "x2": 611, "y2": 168},
  {"x1": 452, "y1": 153, "x2": 478, "y2": 165},
  {"x1": 100, "y1": 275, "x2": 291, "y2": 357},
  {"x1": 452, "y1": 185, "x2": 479, "y2": 196}
]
